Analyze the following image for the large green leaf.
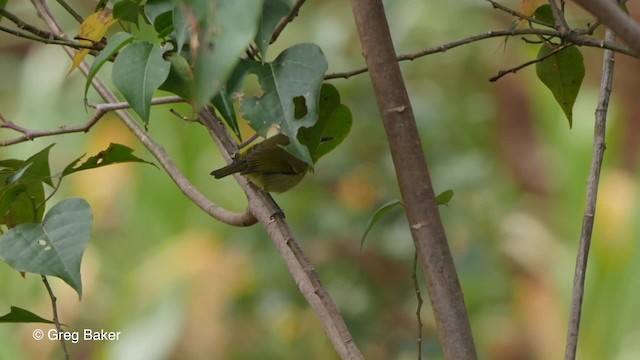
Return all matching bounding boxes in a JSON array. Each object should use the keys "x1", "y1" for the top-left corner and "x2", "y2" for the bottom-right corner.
[
  {"x1": 255, "y1": 0, "x2": 292, "y2": 60},
  {"x1": 240, "y1": 43, "x2": 328, "y2": 165},
  {"x1": 0, "y1": 306, "x2": 56, "y2": 324},
  {"x1": 0, "y1": 198, "x2": 92, "y2": 298},
  {"x1": 113, "y1": 0, "x2": 141, "y2": 26},
  {"x1": 188, "y1": 0, "x2": 263, "y2": 110},
  {"x1": 62, "y1": 143, "x2": 155, "y2": 177},
  {"x1": 112, "y1": 41, "x2": 171, "y2": 125},
  {"x1": 85, "y1": 32, "x2": 135, "y2": 99},
  {"x1": 536, "y1": 44, "x2": 585, "y2": 127},
  {"x1": 298, "y1": 83, "x2": 352, "y2": 163}
]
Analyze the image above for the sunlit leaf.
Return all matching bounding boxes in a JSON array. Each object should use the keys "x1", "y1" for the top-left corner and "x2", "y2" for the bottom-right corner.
[
  {"x1": 112, "y1": 41, "x2": 171, "y2": 125},
  {"x1": 67, "y1": 9, "x2": 117, "y2": 75},
  {"x1": 536, "y1": 44, "x2": 585, "y2": 127},
  {"x1": 0, "y1": 198, "x2": 92, "y2": 298}
]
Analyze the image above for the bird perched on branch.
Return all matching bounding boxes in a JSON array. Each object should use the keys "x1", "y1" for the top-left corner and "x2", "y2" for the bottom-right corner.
[{"x1": 210, "y1": 133, "x2": 309, "y2": 193}]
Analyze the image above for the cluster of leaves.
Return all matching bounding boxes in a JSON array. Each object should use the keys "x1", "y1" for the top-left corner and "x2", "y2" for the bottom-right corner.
[
  {"x1": 75, "y1": 0, "x2": 352, "y2": 166},
  {"x1": 0, "y1": 143, "x2": 152, "y2": 321}
]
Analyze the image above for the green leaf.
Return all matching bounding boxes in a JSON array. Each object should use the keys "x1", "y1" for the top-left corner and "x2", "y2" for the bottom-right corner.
[
  {"x1": 62, "y1": 143, "x2": 155, "y2": 177},
  {"x1": 211, "y1": 87, "x2": 241, "y2": 139},
  {"x1": 532, "y1": 4, "x2": 555, "y2": 27},
  {"x1": 0, "y1": 171, "x2": 44, "y2": 227},
  {"x1": 436, "y1": 189, "x2": 454, "y2": 206},
  {"x1": 0, "y1": 145, "x2": 54, "y2": 227},
  {"x1": 159, "y1": 51, "x2": 193, "y2": 99},
  {"x1": 298, "y1": 83, "x2": 352, "y2": 162},
  {"x1": 0, "y1": 198, "x2": 92, "y2": 298},
  {"x1": 360, "y1": 200, "x2": 403, "y2": 250},
  {"x1": 0, "y1": 0, "x2": 8, "y2": 20},
  {"x1": 536, "y1": 44, "x2": 585, "y2": 127},
  {"x1": 112, "y1": 41, "x2": 171, "y2": 125},
  {"x1": 189, "y1": 0, "x2": 263, "y2": 110},
  {"x1": 240, "y1": 43, "x2": 329, "y2": 166},
  {"x1": 255, "y1": 0, "x2": 292, "y2": 60},
  {"x1": 85, "y1": 32, "x2": 134, "y2": 99},
  {"x1": 172, "y1": 5, "x2": 189, "y2": 53},
  {"x1": 144, "y1": 0, "x2": 174, "y2": 36},
  {"x1": 113, "y1": 0, "x2": 141, "y2": 26},
  {"x1": 0, "y1": 306, "x2": 56, "y2": 324}
]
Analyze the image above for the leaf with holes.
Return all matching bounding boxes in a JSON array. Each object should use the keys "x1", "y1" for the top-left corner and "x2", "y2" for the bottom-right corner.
[
  {"x1": 298, "y1": 84, "x2": 352, "y2": 163},
  {"x1": 62, "y1": 143, "x2": 155, "y2": 177},
  {"x1": 0, "y1": 198, "x2": 92, "y2": 298},
  {"x1": 536, "y1": 44, "x2": 584, "y2": 127},
  {"x1": 240, "y1": 43, "x2": 328, "y2": 166}
]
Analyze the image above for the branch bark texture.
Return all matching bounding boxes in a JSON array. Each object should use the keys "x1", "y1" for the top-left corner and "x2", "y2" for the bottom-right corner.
[
  {"x1": 573, "y1": 0, "x2": 640, "y2": 54},
  {"x1": 564, "y1": 26, "x2": 616, "y2": 360},
  {"x1": 349, "y1": 1, "x2": 477, "y2": 359}
]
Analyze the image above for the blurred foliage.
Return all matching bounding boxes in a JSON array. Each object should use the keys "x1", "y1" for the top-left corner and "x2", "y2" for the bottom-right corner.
[{"x1": 2, "y1": 0, "x2": 640, "y2": 359}]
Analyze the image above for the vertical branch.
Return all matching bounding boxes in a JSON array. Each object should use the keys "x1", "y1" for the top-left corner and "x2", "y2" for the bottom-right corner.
[
  {"x1": 348, "y1": 1, "x2": 477, "y2": 359},
  {"x1": 564, "y1": 27, "x2": 616, "y2": 360}
]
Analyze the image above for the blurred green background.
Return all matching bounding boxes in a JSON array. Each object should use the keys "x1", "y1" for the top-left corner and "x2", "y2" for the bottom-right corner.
[{"x1": 2, "y1": 1, "x2": 640, "y2": 359}]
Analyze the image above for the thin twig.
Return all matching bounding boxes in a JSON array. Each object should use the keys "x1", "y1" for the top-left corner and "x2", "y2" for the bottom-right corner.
[
  {"x1": 564, "y1": 26, "x2": 616, "y2": 360},
  {"x1": 270, "y1": 0, "x2": 307, "y2": 44},
  {"x1": 549, "y1": 0, "x2": 570, "y2": 33},
  {"x1": 55, "y1": 0, "x2": 84, "y2": 23},
  {"x1": 486, "y1": 0, "x2": 554, "y2": 28},
  {"x1": 325, "y1": 28, "x2": 635, "y2": 80},
  {"x1": 411, "y1": 252, "x2": 424, "y2": 360},
  {"x1": 0, "y1": 97, "x2": 184, "y2": 146},
  {"x1": 489, "y1": 43, "x2": 569, "y2": 82},
  {"x1": 42, "y1": 276, "x2": 69, "y2": 360},
  {"x1": 0, "y1": 8, "x2": 66, "y2": 40},
  {"x1": 0, "y1": 25, "x2": 100, "y2": 49}
]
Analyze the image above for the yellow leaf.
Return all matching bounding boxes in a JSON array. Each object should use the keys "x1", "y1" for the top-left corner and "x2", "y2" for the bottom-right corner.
[
  {"x1": 67, "y1": 9, "x2": 117, "y2": 76},
  {"x1": 517, "y1": 0, "x2": 547, "y2": 28}
]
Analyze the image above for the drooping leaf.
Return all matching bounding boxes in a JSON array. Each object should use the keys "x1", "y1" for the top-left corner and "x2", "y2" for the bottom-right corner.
[
  {"x1": 112, "y1": 41, "x2": 171, "y2": 125},
  {"x1": 85, "y1": 32, "x2": 134, "y2": 99},
  {"x1": 187, "y1": 0, "x2": 263, "y2": 110},
  {"x1": 172, "y1": 5, "x2": 189, "y2": 53},
  {"x1": 0, "y1": 171, "x2": 45, "y2": 227},
  {"x1": 0, "y1": 306, "x2": 56, "y2": 324},
  {"x1": 298, "y1": 83, "x2": 352, "y2": 162},
  {"x1": 240, "y1": 43, "x2": 328, "y2": 166},
  {"x1": 536, "y1": 44, "x2": 585, "y2": 127},
  {"x1": 0, "y1": 198, "x2": 92, "y2": 298},
  {"x1": 360, "y1": 200, "x2": 403, "y2": 250},
  {"x1": 255, "y1": 0, "x2": 292, "y2": 60},
  {"x1": 62, "y1": 143, "x2": 155, "y2": 177},
  {"x1": 67, "y1": 9, "x2": 117, "y2": 75}
]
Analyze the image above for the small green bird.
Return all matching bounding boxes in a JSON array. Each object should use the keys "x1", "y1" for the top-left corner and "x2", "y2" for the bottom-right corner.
[{"x1": 210, "y1": 133, "x2": 309, "y2": 193}]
